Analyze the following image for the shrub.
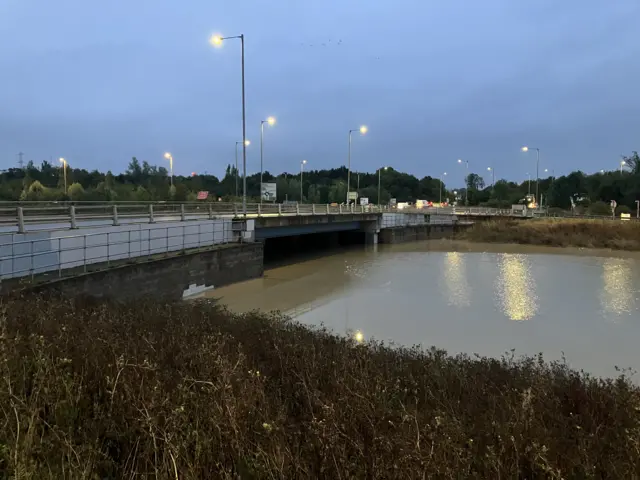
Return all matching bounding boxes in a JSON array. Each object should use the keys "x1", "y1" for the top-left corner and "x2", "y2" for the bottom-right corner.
[{"x1": 0, "y1": 295, "x2": 639, "y2": 478}]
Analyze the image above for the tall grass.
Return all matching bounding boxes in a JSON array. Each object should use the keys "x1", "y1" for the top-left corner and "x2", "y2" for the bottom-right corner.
[
  {"x1": 461, "y1": 218, "x2": 640, "y2": 250},
  {"x1": 1, "y1": 294, "x2": 639, "y2": 478}
]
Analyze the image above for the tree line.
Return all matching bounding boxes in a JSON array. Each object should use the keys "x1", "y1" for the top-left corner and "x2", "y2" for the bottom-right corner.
[{"x1": 2, "y1": 153, "x2": 638, "y2": 213}]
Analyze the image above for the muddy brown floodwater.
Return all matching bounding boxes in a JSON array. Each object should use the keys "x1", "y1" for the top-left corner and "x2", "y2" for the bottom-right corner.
[{"x1": 202, "y1": 240, "x2": 640, "y2": 378}]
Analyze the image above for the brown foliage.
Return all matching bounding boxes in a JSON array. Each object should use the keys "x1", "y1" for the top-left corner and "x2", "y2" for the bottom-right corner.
[
  {"x1": 461, "y1": 218, "x2": 640, "y2": 250},
  {"x1": 1, "y1": 294, "x2": 640, "y2": 478}
]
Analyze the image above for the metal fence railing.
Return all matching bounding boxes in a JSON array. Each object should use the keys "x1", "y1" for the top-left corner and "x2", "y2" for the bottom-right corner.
[
  {"x1": 0, "y1": 202, "x2": 528, "y2": 233},
  {"x1": 0, "y1": 219, "x2": 244, "y2": 282}
]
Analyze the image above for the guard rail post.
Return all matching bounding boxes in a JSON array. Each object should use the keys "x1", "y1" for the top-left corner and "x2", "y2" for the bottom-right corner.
[
  {"x1": 296, "y1": 204, "x2": 300, "y2": 215},
  {"x1": 233, "y1": 203, "x2": 238, "y2": 217},
  {"x1": 278, "y1": 204, "x2": 282, "y2": 216},
  {"x1": 326, "y1": 204, "x2": 330, "y2": 214},
  {"x1": 70, "y1": 206, "x2": 77, "y2": 229},
  {"x1": 208, "y1": 203, "x2": 213, "y2": 219},
  {"x1": 17, "y1": 207, "x2": 25, "y2": 234},
  {"x1": 312, "y1": 204, "x2": 316, "y2": 215},
  {"x1": 149, "y1": 204, "x2": 155, "y2": 223},
  {"x1": 112, "y1": 206, "x2": 119, "y2": 226},
  {"x1": 258, "y1": 203, "x2": 262, "y2": 216},
  {"x1": 339, "y1": 204, "x2": 343, "y2": 214},
  {"x1": 180, "y1": 204, "x2": 186, "y2": 221}
]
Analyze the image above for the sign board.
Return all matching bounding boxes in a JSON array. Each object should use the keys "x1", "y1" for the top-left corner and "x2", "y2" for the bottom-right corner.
[
  {"x1": 261, "y1": 182, "x2": 277, "y2": 201},
  {"x1": 390, "y1": 198, "x2": 397, "y2": 206},
  {"x1": 360, "y1": 197, "x2": 369, "y2": 206},
  {"x1": 610, "y1": 200, "x2": 617, "y2": 210},
  {"x1": 621, "y1": 213, "x2": 631, "y2": 221},
  {"x1": 196, "y1": 191, "x2": 209, "y2": 200},
  {"x1": 347, "y1": 192, "x2": 358, "y2": 201}
]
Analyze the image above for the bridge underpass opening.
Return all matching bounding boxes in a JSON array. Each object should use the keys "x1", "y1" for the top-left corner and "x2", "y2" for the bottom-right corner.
[{"x1": 263, "y1": 231, "x2": 366, "y2": 266}]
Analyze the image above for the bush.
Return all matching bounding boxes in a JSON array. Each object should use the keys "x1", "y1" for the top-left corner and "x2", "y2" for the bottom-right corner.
[{"x1": 1, "y1": 295, "x2": 639, "y2": 478}]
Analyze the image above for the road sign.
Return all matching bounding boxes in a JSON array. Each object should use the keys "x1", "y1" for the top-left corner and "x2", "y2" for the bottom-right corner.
[
  {"x1": 196, "y1": 191, "x2": 209, "y2": 200},
  {"x1": 390, "y1": 198, "x2": 397, "y2": 206},
  {"x1": 347, "y1": 192, "x2": 358, "y2": 201},
  {"x1": 360, "y1": 197, "x2": 369, "y2": 206},
  {"x1": 261, "y1": 183, "x2": 277, "y2": 201}
]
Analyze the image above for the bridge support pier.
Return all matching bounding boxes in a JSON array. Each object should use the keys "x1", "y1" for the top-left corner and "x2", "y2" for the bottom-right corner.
[
  {"x1": 365, "y1": 232, "x2": 378, "y2": 245},
  {"x1": 360, "y1": 219, "x2": 380, "y2": 245}
]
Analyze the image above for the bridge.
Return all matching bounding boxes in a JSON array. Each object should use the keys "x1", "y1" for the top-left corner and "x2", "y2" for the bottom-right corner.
[{"x1": 0, "y1": 201, "x2": 524, "y2": 296}]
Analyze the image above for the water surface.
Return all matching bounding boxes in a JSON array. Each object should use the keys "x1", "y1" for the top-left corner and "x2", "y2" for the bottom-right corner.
[{"x1": 205, "y1": 241, "x2": 640, "y2": 378}]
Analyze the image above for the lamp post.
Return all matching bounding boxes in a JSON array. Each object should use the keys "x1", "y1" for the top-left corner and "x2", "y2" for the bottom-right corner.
[
  {"x1": 260, "y1": 116, "x2": 276, "y2": 203},
  {"x1": 526, "y1": 173, "x2": 531, "y2": 195},
  {"x1": 487, "y1": 166, "x2": 495, "y2": 188},
  {"x1": 377, "y1": 166, "x2": 388, "y2": 206},
  {"x1": 620, "y1": 160, "x2": 626, "y2": 173},
  {"x1": 163, "y1": 152, "x2": 174, "y2": 187},
  {"x1": 58, "y1": 158, "x2": 68, "y2": 192},
  {"x1": 521, "y1": 146, "x2": 540, "y2": 206},
  {"x1": 347, "y1": 125, "x2": 367, "y2": 204},
  {"x1": 457, "y1": 159, "x2": 469, "y2": 205},
  {"x1": 636, "y1": 200, "x2": 639, "y2": 219},
  {"x1": 300, "y1": 160, "x2": 307, "y2": 203},
  {"x1": 439, "y1": 172, "x2": 447, "y2": 204},
  {"x1": 234, "y1": 140, "x2": 250, "y2": 198},
  {"x1": 211, "y1": 33, "x2": 248, "y2": 214}
]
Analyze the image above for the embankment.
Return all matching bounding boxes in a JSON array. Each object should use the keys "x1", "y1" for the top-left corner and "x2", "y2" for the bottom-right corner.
[
  {"x1": 2, "y1": 295, "x2": 639, "y2": 478},
  {"x1": 461, "y1": 218, "x2": 640, "y2": 250}
]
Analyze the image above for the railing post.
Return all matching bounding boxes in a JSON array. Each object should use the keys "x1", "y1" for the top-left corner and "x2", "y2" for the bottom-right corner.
[
  {"x1": 180, "y1": 204, "x2": 185, "y2": 221},
  {"x1": 83, "y1": 234, "x2": 87, "y2": 273},
  {"x1": 208, "y1": 203, "x2": 213, "y2": 219},
  {"x1": 296, "y1": 204, "x2": 300, "y2": 215},
  {"x1": 17, "y1": 207, "x2": 25, "y2": 234},
  {"x1": 312, "y1": 204, "x2": 316, "y2": 215},
  {"x1": 278, "y1": 204, "x2": 282, "y2": 216},
  {"x1": 339, "y1": 204, "x2": 343, "y2": 214},
  {"x1": 350, "y1": 204, "x2": 354, "y2": 214},
  {"x1": 233, "y1": 203, "x2": 238, "y2": 217},
  {"x1": 70, "y1": 206, "x2": 77, "y2": 229},
  {"x1": 112, "y1": 206, "x2": 119, "y2": 226},
  {"x1": 149, "y1": 204, "x2": 155, "y2": 223},
  {"x1": 258, "y1": 203, "x2": 262, "y2": 216},
  {"x1": 326, "y1": 204, "x2": 330, "y2": 214}
]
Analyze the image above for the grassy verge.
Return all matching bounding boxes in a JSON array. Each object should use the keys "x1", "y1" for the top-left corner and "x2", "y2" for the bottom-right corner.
[
  {"x1": 1, "y1": 295, "x2": 639, "y2": 478},
  {"x1": 460, "y1": 218, "x2": 640, "y2": 250}
]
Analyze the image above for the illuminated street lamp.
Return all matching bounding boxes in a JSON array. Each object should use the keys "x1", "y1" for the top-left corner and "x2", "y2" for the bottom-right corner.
[
  {"x1": 521, "y1": 146, "x2": 540, "y2": 206},
  {"x1": 300, "y1": 160, "x2": 307, "y2": 203},
  {"x1": 457, "y1": 159, "x2": 469, "y2": 205},
  {"x1": 58, "y1": 158, "x2": 68, "y2": 192},
  {"x1": 235, "y1": 140, "x2": 250, "y2": 198},
  {"x1": 164, "y1": 152, "x2": 174, "y2": 187},
  {"x1": 260, "y1": 116, "x2": 276, "y2": 204},
  {"x1": 377, "y1": 166, "x2": 388, "y2": 206},
  {"x1": 621, "y1": 160, "x2": 627, "y2": 173},
  {"x1": 487, "y1": 166, "x2": 495, "y2": 187},
  {"x1": 439, "y1": 172, "x2": 447, "y2": 204},
  {"x1": 210, "y1": 33, "x2": 248, "y2": 214},
  {"x1": 347, "y1": 125, "x2": 367, "y2": 204}
]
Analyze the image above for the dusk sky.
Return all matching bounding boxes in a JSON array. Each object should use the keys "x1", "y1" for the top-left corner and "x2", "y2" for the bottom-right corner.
[{"x1": 1, "y1": 0, "x2": 639, "y2": 186}]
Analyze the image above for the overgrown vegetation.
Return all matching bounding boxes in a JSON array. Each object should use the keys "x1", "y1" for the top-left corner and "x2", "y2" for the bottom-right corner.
[
  {"x1": 461, "y1": 218, "x2": 640, "y2": 250},
  {"x1": 1, "y1": 295, "x2": 640, "y2": 478}
]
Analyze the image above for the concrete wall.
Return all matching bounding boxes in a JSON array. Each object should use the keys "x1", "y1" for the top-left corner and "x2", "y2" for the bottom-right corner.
[
  {"x1": 0, "y1": 219, "x2": 236, "y2": 280},
  {"x1": 10, "y1": 242, "x2": 264, "y2": 302},
  {"x1": 379, "y1": 224, "x2": 456, "y2": 243}
]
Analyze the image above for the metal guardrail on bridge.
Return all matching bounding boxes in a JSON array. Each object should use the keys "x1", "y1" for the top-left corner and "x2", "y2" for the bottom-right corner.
[
  {"x1": 0, "y1": 202, "x2": 522, "y2": 233},
  {"x1": 0, "y1": 219, "x2": 244, "y2": 282}
]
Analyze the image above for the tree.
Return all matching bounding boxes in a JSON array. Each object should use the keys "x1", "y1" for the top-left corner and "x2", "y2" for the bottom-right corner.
[
  {"x1": 465, "y1": 173, "x2": 485, "y2": 190},
  {"x1": 67, "y1": 182, "x2": 85, "y2": 201},
  {"x1": 621, "y1": 151, "x2": 640, "y2": 174}
]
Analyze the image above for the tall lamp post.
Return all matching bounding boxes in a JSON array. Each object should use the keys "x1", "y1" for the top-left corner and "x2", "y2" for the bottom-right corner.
[
  {"x1": 377, "y1": 166, "x2": 388, "y2": 206},
  {"x1": 620, "y1": 160, "x2": 627, "y2": 173},
  {"x1": 260, "y1": 116, "x2": 276, "y2": 203},
  {"x1": 347, "y1": 125, "x2": 367, "y2": 204},
  {"x1": 235, "y1": 140, "x2": 250, "y2": 198},
  {"x1": 521, "y1": 146, "x2": 540, "y2": 206},
  {"x1": 211, "y1": 33, "x2": 248, "y2": 214},
  {"x1": 439, "y1": 172, "x2": 447, "y2": 204},
  {"x1": 487, "y1": 166, "x2": 495, "y2": 187},
  {"x1": 163, "y1": 152, "x2": 174, "y2": 187},
  {"x1": 300, "y1": 160, "x2": 307, "y2": 203},
  {"x1": 457, "y1": 159, "x2": 469, "y2": 205},
  {"x1": 59, "y1": 158, "x2": 68, "y2": 192}
]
